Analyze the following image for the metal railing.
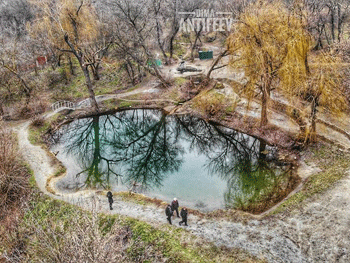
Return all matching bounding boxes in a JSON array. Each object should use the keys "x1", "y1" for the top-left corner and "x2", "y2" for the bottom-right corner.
[{"x1": 51, "y1": 99, "x2": 91, "y2": 113}]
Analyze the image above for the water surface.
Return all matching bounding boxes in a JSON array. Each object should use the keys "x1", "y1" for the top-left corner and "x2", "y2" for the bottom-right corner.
[{"x1": 51, "y1": 109, "x2": 295, "y2": 212}]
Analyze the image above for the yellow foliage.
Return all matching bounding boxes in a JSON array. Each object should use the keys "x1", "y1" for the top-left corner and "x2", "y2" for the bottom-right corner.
[
  {"x1": 28, "y1": 0, "x2": 99, "y2": 50},
  {"x1": 308, "y1": 52, "x2": 348, "y2": 113},
  {"x1": 227, "y1": 1, "x2": 312, "y2": 97},
  {"x1": 227, "y1": 0, "x2": 348, "y2": 132}
]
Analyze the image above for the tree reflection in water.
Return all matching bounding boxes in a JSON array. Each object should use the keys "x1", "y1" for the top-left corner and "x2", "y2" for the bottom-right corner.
[
  {"x1": 174, "y1": 116, "x2": 295, "y2": 212},
  {"x1": 60, "y1": 110, "x2": 183, "y2": 189},
  {"x1": 54, "y1": 109, "x2": 296, "y2": 211}
]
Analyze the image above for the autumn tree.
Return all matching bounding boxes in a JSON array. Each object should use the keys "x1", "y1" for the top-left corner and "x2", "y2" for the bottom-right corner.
[
  {"x1": 227, "y1": 1, "x2": 312, "y2": 127},
  {"x1": 29, "y1": 0, "x2": 114, "y2": 112},
  {"x1": 281, "y1": 50, "x2": 348, "y2": 142}
]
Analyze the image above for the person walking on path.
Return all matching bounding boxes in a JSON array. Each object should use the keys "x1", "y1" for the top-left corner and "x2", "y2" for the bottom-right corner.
[
  {"x1": 165, "y1": 204, "x2": 173, "y2": 224},
  {"x1": 171, "y1": 198, "x2": 180, "y2": 218},
  {"x1": 179, "y1": 207, "x2": 188, "y2": 226},
  {"x1": 107, "y1": 191, "x2": 114, "y2": 210}
]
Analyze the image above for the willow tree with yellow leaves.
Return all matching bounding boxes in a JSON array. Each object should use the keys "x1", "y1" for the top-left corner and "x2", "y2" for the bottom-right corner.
[
  {"x1": 29, "y1": 0, "x2": 113, "y2": 112},
  {"x1": 227, "y1": 1, "x2": 348, "y2": 143},
  {"x1": 227, "y1": 1, "x2": 312, "y2": 127},
  {"x1": 281, "y1": 51, "x2": 348, "y2": 142}
]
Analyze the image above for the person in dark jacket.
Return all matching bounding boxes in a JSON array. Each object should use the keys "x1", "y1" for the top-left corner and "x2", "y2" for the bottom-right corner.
[
  {"x1": 165, "y1": 204, "x2": 173, "y2": 224},
  {"x1": 171, "y1": 198, "x2": 180, "y2": 218},
  {"x1": 179, "y1": 207, "x2": 188, "y2": 226},
  {"x1": 107, "y1": 191, "x2": 113, "y2": 210}
]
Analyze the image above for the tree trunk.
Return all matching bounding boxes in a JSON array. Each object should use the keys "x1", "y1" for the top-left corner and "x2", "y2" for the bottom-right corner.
[
  {"x1": 34, "y1": 62, "x2": 38, "y2": 76},
  {"x1": 206, "y1": 49, "x2": 228, "y2": 80},
  {"x1": 330, "y1": 7, "x2": 335, "y2": 42},
  {"x1": 82, "y1": 65, "x2": 99, "y2": 112},
  {"x1": 92, "y1": 115, "x2": 101, "y2": 182},
  {"x1": 309, "y1": 96, "x2": 319, "y2": 143},
  {"x1": 126, "y1": 60, "x2": 136, "y2": 84},
  {"x1": 337, "y1": 4, "x2": 343, "y2": 43},
  {"x1": 260, "y1": 87, "x2": 268, "y2": 127},
  {"x1": 151, "y1": 65, "x2": 169, "y2": 87},
  {"x1": 260, "y1": 74, "x2": 271, "y2": 127},
  {"x1": 124, "y1": 62, "x2": 134, "y2": 84},
  {"x1": 0, "y1": 101, "x2": 4, "y2": 117},
  {"x1": 155, "y1": 19, "x2": 168, "y2": 64},
  {"x1": 91, "y1": 64, "x2": 100, "y2": 80},
  {"x1": 169, "y1": 35, "x2": 175, "y2": 59},
  {"x1": 16, "y1": 73, "x2": 32, "y2": 105},
  {"x1": 259, "y1": 139, "x2": 267, "y2": 160},
  {"x1": 64, "y1": 35, "x2": 99, "y2": 112},
  {"x1": 169, "y1": 25, "x2": 180, "y2": 59},
  {"x1": 190, "y1": 27, "x2": 202, "y2": 61},
  {"x1": 68, "y1": 56, "x2": 75, "y2": 76}
]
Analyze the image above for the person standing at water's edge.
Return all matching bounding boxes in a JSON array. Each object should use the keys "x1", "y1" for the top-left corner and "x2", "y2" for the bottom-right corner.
[
  {"x1": 179, "y1": 207, "x2": 188, "y2": 226},
  {"x1": 107, "y1": 191, "x2": 113, "y2": 210},
  {"x1": 171, "y1": 198, "x2": 180, "y2": 218},
  {"x1": 165, "y1": 204, "x2": 173, "y2": 224}
]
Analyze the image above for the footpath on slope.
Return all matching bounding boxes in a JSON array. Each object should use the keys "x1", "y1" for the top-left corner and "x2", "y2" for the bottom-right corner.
[
  {"x1": 16, "y1": 118, "x2": 350, "y2": 263},
  {"x1": 15, "y1": 120, "x2": 308, "y2": 263},
  {"x1": 15, "y1": 66, "x2": 350, "y2": 262},
  {"x1": 162, "y1": 55, "x2": 350, "y2": 150}
]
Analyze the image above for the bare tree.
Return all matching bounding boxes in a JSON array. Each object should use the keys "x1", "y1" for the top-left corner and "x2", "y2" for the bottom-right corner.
[
  {"x1": 29, "y1": 0, "x2": 115, "y2": 112},
  {"x1": 303, "y1": 0, "x2": 350, "y2": 48},
  {"x1": 108, "y1": 0, "x2": 170, "y2": 86}
]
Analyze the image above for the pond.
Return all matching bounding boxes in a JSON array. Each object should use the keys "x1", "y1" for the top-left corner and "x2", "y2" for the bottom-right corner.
[{"x1": 50, "y1": 109, "x2": 298, "y2": 213}]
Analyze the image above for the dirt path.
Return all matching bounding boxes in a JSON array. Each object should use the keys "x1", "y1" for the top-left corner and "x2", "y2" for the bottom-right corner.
[
  {"x1": 14, "y1": 115, "x2": 350, "y2": 263},
  {"x1": 13, "y1": 77, "x2": 350, "y2": 262}
]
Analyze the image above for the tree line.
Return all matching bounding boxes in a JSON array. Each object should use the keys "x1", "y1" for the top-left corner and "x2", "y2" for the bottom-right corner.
[{"x1": 1, "y1": 0, "x2": 350, "y2": 141}]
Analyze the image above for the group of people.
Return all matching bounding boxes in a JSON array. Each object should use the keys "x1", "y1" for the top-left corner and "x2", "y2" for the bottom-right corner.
[
  {"x1": 165, "y1": 198, "x2": 188, "y2": 226},
  {"x1": 107, "y1": 192, "x2": 188, "y2": 226}
]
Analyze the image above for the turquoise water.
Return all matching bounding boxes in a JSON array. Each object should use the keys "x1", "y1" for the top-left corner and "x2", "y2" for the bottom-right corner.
[{"x1": 51, "y1": 109, "x2": 294, "y2": 212}]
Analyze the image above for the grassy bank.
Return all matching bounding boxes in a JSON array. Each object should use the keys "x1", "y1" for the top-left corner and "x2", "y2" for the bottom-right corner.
[
  {"x1": 2, "y1": 188, "x2": 263, "y2": 262},
  {"x1": 3, "y1": 120, "x2": 263, "y2": 263},
  {"x1": 272, "y1": 144, "x2": 350, "y2": 215}
]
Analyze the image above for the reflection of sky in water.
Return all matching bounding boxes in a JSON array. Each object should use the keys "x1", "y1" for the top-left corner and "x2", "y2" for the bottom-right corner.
[
  {"x1": 51, "y1": 109, "x2": 291, "y2": 212},
  {"x1": 149, "y1": 141, "x2": 227, "y2": 210}
]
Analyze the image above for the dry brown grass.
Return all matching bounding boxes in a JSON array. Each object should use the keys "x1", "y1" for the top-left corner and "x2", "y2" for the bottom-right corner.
[
  {"x1": 0, "y1": 123, "x2": 31, "y2": 260},
  {"x1": 23, "y1": 210, "x2": 131, "y2": 263},
  {"x1": 0, "y1": 125, "x2": 30, "y2": 219}
]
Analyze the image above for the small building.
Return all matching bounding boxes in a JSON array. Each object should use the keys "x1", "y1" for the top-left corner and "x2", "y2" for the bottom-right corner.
[
  {"x1": 36, "y1": 56, "x2": 47, "y2": 68},
  {"x1": 198, "y1": 50, "x2": 213, "y2": 60}
]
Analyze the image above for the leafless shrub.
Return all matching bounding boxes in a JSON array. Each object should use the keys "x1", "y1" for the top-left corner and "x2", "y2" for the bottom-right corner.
[
  {"x1": 31, "y1": 116, "x2": 45, "y2": 128},
  {"x1": 0, "y1": 125, "x2": 30, "y2": 219},
  {"x1": 15, "y1": 98, "x2": 49, "y2": 119},
  {"x1": 192, "y1": 90, "x2": 228, "y2": 118},
  {"x1": 0, "y1": 124, "x2": 31, "y2": 260},
  {"x1": 21, "y1": 211, "x2": 130, "y2": 263}
]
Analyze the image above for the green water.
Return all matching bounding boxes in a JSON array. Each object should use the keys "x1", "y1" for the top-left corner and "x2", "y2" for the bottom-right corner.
[{"x1": 51, "y1": 109, "x2": 294, "y2": 212}]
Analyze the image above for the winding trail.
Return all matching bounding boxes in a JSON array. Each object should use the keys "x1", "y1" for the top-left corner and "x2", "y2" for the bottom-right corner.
[
  {"x1": 11, "y1": 73, "x2": 350, "y2": 262},
  {"x1": 14, "y1": 116, "x2": 350, "y2": 263}
]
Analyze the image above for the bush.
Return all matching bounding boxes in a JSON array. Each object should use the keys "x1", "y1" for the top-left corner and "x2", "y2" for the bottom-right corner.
[
  {"x1": 0, "y1": 124, "x2": 31, "y2": 259},
  {"x1": 0, "y1": 126, "x2": 30, "y2": 219},
  {"x1": 24, "y1": 209, "x2": 130, "y2": 262},
  {"x1": 192, "y1": 90, "x2": 227, "y2": 117}
]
